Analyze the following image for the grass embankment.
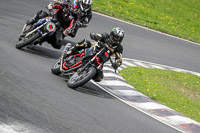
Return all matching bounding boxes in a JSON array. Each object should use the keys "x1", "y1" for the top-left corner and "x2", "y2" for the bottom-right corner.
[
  {"x1": 93, "y1": 0, "x2": 200, "y2": 43},
  {"x1": 119, "y1": 67, "x2": 200, "y2": 122}
]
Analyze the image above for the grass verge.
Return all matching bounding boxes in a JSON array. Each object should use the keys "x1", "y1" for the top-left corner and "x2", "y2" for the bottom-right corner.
[
  {"x1": 93, "y1": 0, "x2": 200, "y2": 44},
  {"x1": 119, "y1": 67, "x2": 200, "y2": 122}
]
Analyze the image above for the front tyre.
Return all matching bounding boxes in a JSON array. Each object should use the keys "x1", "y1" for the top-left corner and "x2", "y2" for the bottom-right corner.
[
  {"x1": 67, "y1": 66, "x2": 96, "y2": 88},
  {"x1": 51, "y1": 59, "x2": 61, "y2": 75},
  {"x1": 16, "y1": 32, "x2": 41, "y2": 49}
]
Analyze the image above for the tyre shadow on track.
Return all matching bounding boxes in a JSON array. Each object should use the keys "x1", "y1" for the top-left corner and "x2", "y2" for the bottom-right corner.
[
  {"x1": 67, "y1": 81, "x2": 114, "y2": 99},
  {"x1": 18, "y1": 40, "x2": 76, "y2": 59},
  {"x1": 22, "y1": 45, "x2": 61, "y2": 59}
]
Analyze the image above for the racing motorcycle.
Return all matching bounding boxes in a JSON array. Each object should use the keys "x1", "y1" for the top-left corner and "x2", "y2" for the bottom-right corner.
[
  {"x1": 16, "y1": 10, "x2": 60, "y2": 49},
  {"x1": 51, "y1": 41, "x2": 116, "y2": 88}
]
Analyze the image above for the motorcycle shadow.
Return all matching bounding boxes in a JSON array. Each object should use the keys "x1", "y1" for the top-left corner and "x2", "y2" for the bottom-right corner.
[
  {"x1": 65, "y1": 80, "x2": 114, "y2": 99},
  {"x1": 21, "y1": 45, "x2": 62, "y2": 59},
  {"x1": 20, "y1": 40, "x2": 76, "y2": 59}
]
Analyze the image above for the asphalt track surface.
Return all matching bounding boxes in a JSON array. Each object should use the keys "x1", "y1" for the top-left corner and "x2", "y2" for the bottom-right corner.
[{"x1": 0, "y1": 0, "x2": 199, "y2": 133}]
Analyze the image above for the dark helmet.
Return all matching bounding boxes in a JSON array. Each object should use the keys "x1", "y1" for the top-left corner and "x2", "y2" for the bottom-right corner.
[
  {"x1": 71, "y1": 0, "x2": 81, "y2": 14},
  {"x1": 110, "y1": 27, "x2": 125, "y2": 45},
  {"x1": 80, "y1": 0, "x2": 92, "y2": 12}
]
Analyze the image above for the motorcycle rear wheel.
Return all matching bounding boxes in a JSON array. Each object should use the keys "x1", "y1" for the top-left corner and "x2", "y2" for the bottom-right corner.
[
  {"x1": 16, "y1": 32, "x2": 40, "y2": 49},
  {"x1": 67, "y1": 66, "x2": 96, "y2": 88}
]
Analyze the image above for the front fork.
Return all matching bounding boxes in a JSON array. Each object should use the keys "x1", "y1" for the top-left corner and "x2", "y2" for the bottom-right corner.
[
  {"x1": 60, "y1": 54, "x2": 64, "y2": 72},
  {"x1": 59, "y1": 44, "x2": 73, "y2": 72},
  {"x1": 20, "y1": 24, "x2": 28, "y2": 36}
]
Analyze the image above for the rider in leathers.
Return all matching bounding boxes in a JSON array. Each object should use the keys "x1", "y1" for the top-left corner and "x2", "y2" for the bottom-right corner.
[
  {"x1": 77, "y1": 0, "x2": 93, "y2": 28},
  {"x1": 22, "y1": 0, "x2": 81, "y2": 49},
  {"x1": 62, "y1": 27, "x2": 125, "y2": 82}
]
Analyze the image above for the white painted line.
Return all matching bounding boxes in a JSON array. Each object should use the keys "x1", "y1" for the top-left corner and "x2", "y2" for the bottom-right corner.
[
  {"x1": 171, "y1": 68, "x2": 188, "y2": 73},
  {"x1": 120, "y1": 64, "x2": 127, "y2": 68},
  {"x1": 123, "y1": 58, "x2": 200, "y2": 77},
  {"x1": 130, "y1": 102, "x2": 173, "y2": 110},
  {"x1": 103, "y1": 66, "x2": 115, "y2": 72},
  {"x1": 134, "y1": 62, "x2": 149, "y2": 68},
  {"x1": 103, "y1": 80, "x2": 134, "y2": 88},
  {"x1": 104, "y1": 72, "x2": 124, "y2": 80},
  {"x1": 92, "y1": 81, "x2": 185, "y2": 133},
  {"x1": 167, "y1": 115, "x2": 200, "y2": 125},
  {"x1": 190, "y1": 72, "x2": 200, "y2": 77},
  {"x1": 151, "y1": 65, "x2": 165, "y2": 70},
  {"x1": 111, "y1": 90, "x2": 148, "y2": 97},
  {"x1": 123, "y1": 60, "x2": 137, "y2": 67}
]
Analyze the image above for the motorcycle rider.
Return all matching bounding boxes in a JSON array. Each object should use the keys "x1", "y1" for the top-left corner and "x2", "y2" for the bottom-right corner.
[
  {"x1": 62, "y1": 27, "x2": 125, "y2": 82},
  {"x1": 77, "y1": 0, "x2": 93, "y2": 28},
  {"x1": 20, "y1": 0, "x2": 83, "y2": 49},
  {"x1": 61, "y1": 0, "x2": 92, "y2": 34}
]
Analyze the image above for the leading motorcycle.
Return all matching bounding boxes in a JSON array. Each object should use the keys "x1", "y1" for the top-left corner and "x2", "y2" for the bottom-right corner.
[{"x1": 51, "y1": 41, "x2": 116, "y2": 88}]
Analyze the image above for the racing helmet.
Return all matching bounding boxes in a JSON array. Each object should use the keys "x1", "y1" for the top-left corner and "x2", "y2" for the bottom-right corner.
[
  {"x1": 80, "y1": 0, "x2": 92, "y2": 12},
  {"x1": 110, "y1": 27, "x2": 124, "y2": 46}
]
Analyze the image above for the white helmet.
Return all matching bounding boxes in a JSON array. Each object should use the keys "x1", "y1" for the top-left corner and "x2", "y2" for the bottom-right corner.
[{"x1": 80, "y1": 0, "x2": 92, "y2": 12}]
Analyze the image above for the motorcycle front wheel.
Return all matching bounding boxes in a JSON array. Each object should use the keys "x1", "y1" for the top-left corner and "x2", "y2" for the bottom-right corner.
[
  {"x1": 51, "y1": 59, "x2": 61, "y2": 75},
  {"x1": 16, "y1": 32, "x2": 40, "y2": 49},
  {"x1": 67, "y1": 66, "x2": 96, "y2": 88}
]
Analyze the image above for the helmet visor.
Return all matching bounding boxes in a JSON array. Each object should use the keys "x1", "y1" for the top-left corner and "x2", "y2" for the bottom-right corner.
[
  {"x1": 82, "y1": 3, "x2": 89, "y2": 9},
  {"x1": 111, "y1": 35, "x2": 122, "y2": 44}
]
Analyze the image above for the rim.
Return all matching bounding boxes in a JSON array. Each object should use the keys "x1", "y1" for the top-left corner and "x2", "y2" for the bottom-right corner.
[
  {"x1": 17, "y1": 39, "x2": 25, "y2": 44},
  {"x1": 17, "y1": 33, "x2": 32, "y2": 45},
  {"x1": 54, "y1": 60, "x2": 61, "y2": 68},
  {"x1": 70, "y1": 67, "x2": 92, "y2": 83},
  {"x1": 70, "y1": 73, "x2": 80, "y2": 83}
]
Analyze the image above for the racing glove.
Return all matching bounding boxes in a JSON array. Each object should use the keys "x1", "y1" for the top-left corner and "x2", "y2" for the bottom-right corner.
[
  {"x1": 97, "y1": 41, "x2": 104, "y2": 48},
  {"x1": 90, "y1": 32, "x2": 102, "y2": 41},
  {"x1": 47, "y1": 3, "x2": 53, "y2": 10}
]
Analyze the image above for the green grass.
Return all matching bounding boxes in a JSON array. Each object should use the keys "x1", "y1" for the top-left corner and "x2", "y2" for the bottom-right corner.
[
  {"x1": 119, "y1": 67, "x2": 200, "y2": 122},
  {"x1": 93, "y1": 0, "x2": 200, "y2": 43}
]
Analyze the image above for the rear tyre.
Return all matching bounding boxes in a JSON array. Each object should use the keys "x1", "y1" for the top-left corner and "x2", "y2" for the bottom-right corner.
[
  {"x1": 16, "y1": 32, "x2": 40, "y2": 49},
  {"x1": 67, "y1": 66, "x2": 96, "y2": 88},
  {"x1": 51, "y1": 59, "x2": 61, "y2": 75}
]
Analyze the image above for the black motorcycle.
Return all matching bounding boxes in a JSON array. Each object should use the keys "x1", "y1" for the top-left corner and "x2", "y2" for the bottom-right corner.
[
  {"x1": 51, "y1": 41, "x2": 116, "y2": 88},
  {"x1": 16, "y1": 10, "x2": 60, "y2": 49}
]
